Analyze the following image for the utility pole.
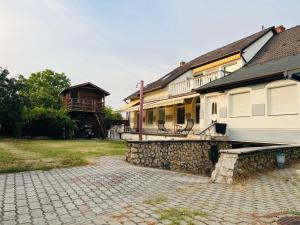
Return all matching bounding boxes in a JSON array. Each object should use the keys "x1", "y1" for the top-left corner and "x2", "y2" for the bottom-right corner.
[{"x1": 138, "y1": 80, "x2": 144, "y2": 141}]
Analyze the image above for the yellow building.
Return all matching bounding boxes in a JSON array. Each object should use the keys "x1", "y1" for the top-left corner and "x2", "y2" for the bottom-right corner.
[{"x1": 120, "y1": 26, "x2": 276, "y2": 140}]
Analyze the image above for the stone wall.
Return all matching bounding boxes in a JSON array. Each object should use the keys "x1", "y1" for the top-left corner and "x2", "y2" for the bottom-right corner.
[
  {"x1": 126, "y1": 140, "x2": 232, "y2": 175},
  {"x1": 211, "y1": 145, "x2": 300, "y2": 184}
]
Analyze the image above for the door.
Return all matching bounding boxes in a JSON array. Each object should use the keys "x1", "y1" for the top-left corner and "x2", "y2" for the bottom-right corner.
[{"x1": 205, "y1": 96, "x2": 218, "y2": 126}]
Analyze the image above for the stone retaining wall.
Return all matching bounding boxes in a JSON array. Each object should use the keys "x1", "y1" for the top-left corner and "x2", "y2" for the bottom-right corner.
[
  {"x1": 126, "y1": 140, "x2": 232, "y2": 175},
  {"x1": 211, "y1": 145, "x2": 300, "y2": 184}
]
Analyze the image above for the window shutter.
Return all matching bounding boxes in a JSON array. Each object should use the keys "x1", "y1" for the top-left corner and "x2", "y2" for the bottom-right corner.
[
  {"x1": 268, "y1": 84, "x2": 298, "y2": 115},
  {"x1": 229, "y1": 92, "x2": 250, "y2": 117}
]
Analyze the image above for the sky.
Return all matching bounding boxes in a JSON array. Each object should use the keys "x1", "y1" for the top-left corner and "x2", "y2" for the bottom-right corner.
[{"x1": 0, "y1": 0, "x2": 299, "y2": 109}]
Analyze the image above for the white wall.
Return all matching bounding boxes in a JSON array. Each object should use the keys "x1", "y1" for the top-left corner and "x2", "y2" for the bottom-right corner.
[
  {"x1": 242, "y1": 30, "x2": 274, "y2": 63},
  {"x1": 200, "y1": 79, "x2": 300, "y2": 144},
  {"x1": 143, "y1": 87, "x2": 169, "y2": 103},
  {"x1": 170, "y1": 70, "x2": 194, "y2": 84}
]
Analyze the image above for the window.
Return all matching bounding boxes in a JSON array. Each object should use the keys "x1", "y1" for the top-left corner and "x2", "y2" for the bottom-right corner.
[
  {"x1": 268, "y1": 84, "x2": 298, "y2": 115},
  {"x1": 177, "y1": 105, "x2": 185, "y2": 124},
  {"x1": 195, "y1": 98, "x2": 200, "y2": 124},
  {"x1": 212, "y1": 102, "x2": 217, "y2": 115},
  {"x1": 147, "y1": 110, "x2": 154, "y2": 125},
  {"x1": 229, "y1": 92, "x2": 250, "y2": 117},
  {"x1": 159, "y1": 108, "x2": 165, "y2": 121}
]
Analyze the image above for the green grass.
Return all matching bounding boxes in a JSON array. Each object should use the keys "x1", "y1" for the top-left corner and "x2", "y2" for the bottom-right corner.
[
  {"x1": 0, "y1": 138, "x2": 126, "y2": 173},
  {"x1": 143, "y1": 196, "x2": 168, "y2": 206},
  {"x1": 158, "y1": 208, "x2": 208, "y2": 225},
  {"x1": 286, "y1": 209, "x2": 300, "y2": 216}
]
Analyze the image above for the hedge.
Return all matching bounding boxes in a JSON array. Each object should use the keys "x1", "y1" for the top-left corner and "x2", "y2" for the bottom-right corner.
[{"x1": 22, "y1": 107, "x2": 75, "y2": 139}]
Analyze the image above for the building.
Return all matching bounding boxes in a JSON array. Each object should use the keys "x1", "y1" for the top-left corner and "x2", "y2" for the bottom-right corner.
[
  {"x1": 195, "y1": 25, "x2": 300, "y2": 144},
  {"x1": 59, "y1": 82, "x2": 110, "y2": 139},
  {"x1": 120, "y1": 26, "x2": 280, "y2": 140}
]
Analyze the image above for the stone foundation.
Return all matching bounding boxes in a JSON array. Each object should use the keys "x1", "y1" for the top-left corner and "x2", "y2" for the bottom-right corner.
[
  {"x1": 212, "y1": 145, "x2": 300, "y2": 184},
  {"x1": 126, "y1": 140, "x2": 232, "y2": 175}
]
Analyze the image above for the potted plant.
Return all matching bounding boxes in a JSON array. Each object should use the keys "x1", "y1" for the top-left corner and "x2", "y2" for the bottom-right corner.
[{"x1": 276, "y1": 151, "x2": 286, "y2": 169}]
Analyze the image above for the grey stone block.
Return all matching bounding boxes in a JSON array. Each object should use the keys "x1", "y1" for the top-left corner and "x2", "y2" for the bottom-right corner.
[
  {"x1": 219, "y1": 107, "x2": 227, "y2": 118},
  {"x1": 252, "y1": 103, "x2": 265, "y2": 116}
]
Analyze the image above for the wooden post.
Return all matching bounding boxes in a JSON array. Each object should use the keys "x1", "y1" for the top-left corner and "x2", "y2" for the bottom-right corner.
[{"x1": 139, "y1": 80, "x2": 144, "y2": 141}]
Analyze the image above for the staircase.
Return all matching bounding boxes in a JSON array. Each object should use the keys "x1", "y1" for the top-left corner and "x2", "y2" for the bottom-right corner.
[
  {"x1": 94, "y1": 109, "x2": 107, "y2": 139},
  {"x1": 198, "y1": 122, "x2": 216, "y2": 140},
  {"x1": 198, "y1": 122, "x2": 228, "y2": 141}
]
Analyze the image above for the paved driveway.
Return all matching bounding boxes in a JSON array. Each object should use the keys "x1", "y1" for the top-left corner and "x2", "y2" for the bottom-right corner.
[{"x1": 0, "y1": 156, "x2": 300, "y2": 225}]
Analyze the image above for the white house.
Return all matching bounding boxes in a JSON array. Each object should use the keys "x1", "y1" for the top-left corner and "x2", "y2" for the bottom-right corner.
[
  {"x1": 120, "y1": 26, "x2": 279, "y2": 140},
  {"x1": 195, "y1": 25, "x2": 300, "y2": 144}
]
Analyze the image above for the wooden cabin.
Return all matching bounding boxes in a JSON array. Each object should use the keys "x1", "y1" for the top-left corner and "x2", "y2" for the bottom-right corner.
[{"x1": 59, "y1": 82, "x2": 110, "y2": 139}]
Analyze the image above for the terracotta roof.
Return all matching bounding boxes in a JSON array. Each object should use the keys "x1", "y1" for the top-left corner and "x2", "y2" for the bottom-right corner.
[
  {"x1": 59, "y1": 82, "x2": 110, "y2": 96},
  {"x1": 195, "y1": 25, "x2": 300, "y2": 93},
  {"x1": 125, "y1": 27, "x2": 274, "y2": 100}
]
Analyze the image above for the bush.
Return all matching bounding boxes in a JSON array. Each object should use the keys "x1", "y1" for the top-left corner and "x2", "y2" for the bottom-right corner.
[
  {"x1": 103, "y1": 106, "x2": 124, "y2": 129},
  {"x1": 22, "y1": 107, "x2": 75, "y2": 139}
]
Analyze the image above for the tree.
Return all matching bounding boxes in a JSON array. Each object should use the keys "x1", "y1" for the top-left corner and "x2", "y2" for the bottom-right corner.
[
  {"x1": 19, "y1": 69, "x2": 71, "y2": 109},
  {"x1": 103, "y1": 106, "x2": 123, "y2": 129},
  {"x1": 0, "y1": 68, "x2": 23, "y2": 136},
  {"x1": 103, "y1": 106, "x2": 123, "y2": 121}
]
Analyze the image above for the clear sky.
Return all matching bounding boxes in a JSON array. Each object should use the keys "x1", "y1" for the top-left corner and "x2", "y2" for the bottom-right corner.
[{"x1": 0, "y1": 0, "x2": 299, "y2": 109}]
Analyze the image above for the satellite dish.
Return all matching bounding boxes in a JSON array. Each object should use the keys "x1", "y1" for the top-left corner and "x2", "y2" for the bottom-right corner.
[{"x1": 211, "y1": 114, "x2": 217, "y2": 122}]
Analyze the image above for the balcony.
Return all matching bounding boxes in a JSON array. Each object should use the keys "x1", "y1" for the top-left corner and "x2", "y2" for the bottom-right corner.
[
  {"x1": 66, "y1": 98, "x2": 104, "y2": 112},
  {"x1": 170, "y1": 70, "x2": 230, "y2": 96}
]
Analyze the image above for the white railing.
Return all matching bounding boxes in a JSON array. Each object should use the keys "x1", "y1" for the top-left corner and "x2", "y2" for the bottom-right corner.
[
  {"x1": 170, "y1": 79, "x2": 192, "y2": 96},
  {"x1": 170, "y1": 70, "x2": 229, "y2": 96},
  {"x1": 193, "y1": 70, "x2": 224, "y2": 89}
]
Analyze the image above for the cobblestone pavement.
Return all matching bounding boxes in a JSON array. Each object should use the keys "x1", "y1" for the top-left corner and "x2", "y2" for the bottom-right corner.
[{"x1": 0, "y1": 156, "x2": 300, "y2": 225}]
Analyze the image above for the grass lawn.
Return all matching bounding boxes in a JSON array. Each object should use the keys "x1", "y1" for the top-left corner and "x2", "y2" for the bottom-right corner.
[{"x1": 0, "y1": 138, "x2": 126, "y2": 173}]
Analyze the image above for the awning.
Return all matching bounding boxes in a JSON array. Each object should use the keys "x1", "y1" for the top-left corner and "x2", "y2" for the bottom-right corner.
[
  {"x1": 144, "y1": 97, "x2": 184, "y2": 109},
  {"x1": 116, "y1": 99, "x2": 139, "y2": 112},
  {"x1": 126, "y1": 101, "x2": 157, "y2": 112},
  {"x1": 146, "y1": 93, "x2": 199, "y2": 109},
  {"x1": 126, "y1": 93, "x2": 199, "y2": 111}
]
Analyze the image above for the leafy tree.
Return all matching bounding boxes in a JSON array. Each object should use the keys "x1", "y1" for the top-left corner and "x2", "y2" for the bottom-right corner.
[
  {"x1": 0, "y1": 68, "x2": 23, "y2": 136},
  {"x1": 103, "y1": 106, "x2": 123, "y2": 129},
  {"x1": 103, "y1": 106, "x2": 123, "y2": 121},
  {"x1": 19, "y1": 69, "x2": 71, "y2": 109}
]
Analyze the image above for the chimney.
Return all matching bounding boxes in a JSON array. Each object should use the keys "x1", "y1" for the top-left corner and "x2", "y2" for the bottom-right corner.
[
  {"x1": 275, "y1": 25, "x2": 286, "y2": 33},
  {"x1": 180, "y1": 61, "x2": 186, "y2": 66}
]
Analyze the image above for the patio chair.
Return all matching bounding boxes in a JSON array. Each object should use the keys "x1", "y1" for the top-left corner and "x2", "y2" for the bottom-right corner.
[
  {"x1": 178, "y1": 119, "x2": 194, "y2": 135},
  {"x1": 157, "y1": 120, "x2": 171, "y2": 133}
]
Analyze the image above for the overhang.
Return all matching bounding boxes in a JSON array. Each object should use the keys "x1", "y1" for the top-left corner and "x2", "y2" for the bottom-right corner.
[
  {"x1": 116, "y1": 99, "x2": 140, "y2": 112},
  {"x1": 125, "y1": 93, "x2": 199, "y2": 112}
]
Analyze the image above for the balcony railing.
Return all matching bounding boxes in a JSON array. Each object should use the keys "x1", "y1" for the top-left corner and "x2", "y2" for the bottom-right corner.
[
  {"x1": 170, "y1": 70, "x2": 230, "y2": 95},
  {"x1": 66, "y1": 98, "x2": 104, "y2": 112}
]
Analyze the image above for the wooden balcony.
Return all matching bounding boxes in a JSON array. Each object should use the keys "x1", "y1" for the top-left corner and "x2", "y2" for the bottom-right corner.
[{"x1": 66, "y1": 98, "x2": 104, "y2": 112}]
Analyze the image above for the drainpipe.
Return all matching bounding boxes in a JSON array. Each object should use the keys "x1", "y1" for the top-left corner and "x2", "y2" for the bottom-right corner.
[{"x1": 139, "y1": 80, "x2": 144, "y2": 140}]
